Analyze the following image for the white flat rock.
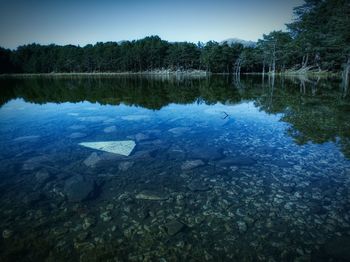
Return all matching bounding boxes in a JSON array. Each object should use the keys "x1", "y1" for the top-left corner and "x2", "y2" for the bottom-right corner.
[{"x1": 79, "y1": 140, "x2": 136, "y2": 156}]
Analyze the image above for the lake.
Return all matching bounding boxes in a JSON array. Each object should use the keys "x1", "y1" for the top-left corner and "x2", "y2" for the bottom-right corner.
[{"x1": 0, "y1": 75, "x2": 350, "y2": 261}]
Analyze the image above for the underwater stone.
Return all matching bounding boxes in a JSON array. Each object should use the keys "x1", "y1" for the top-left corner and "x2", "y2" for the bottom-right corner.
[
  {"x1": 135, "y1": 190, "x2": 169, "y2": 201},
  {"x1": 2, "y1": 229, "x2": 13, "y2": 239},
  {"x1": 100, "y1": 211, "x2": 112, "y2": 222},
  {"x1": 121, "y1": 115, "x2": 150, "y2": 121},
  {"x1": 181, "y1": 160, "x2": 205, "y2": 170},
  {"x1": 68, "y1": 124, "x2": 86, "y2": 130},
  {"x1": 22, "y1": 155, "x2": 51, "y2": 171},
  {"x1": 190, "y1": 148, "x2": 223, "y2": 160},
  {"x1": 165, "y1": 220, "x2": 185, "y2": 236},
  {"x1": 168, "y1": 127, "x2": 190, "y2": 135},
  {"x1": 68, "y1": 132, "x2": 87, "y2": 139},
  {"x1": 83, "y1": 217, "x2": 96, "y2": 230},
  {"x1": 64, "y1": 175, "x2": 95, "y2": 202},
  {"x1": 13, "y1": 135, "x2": 40, "y2": 142},
  {"x1": 134, "y1": 133, "x2": 150, "y2": 142},
  {"x1": 79, "y1": 140, "x2": 136, "y2": 156},
  {"x1": 218, "y1": 156, "x2": 256, "y2": 166},
  {"x1": 83, "y1": 152, "x2": 101, "y2": 167},
  {"x1": 237, "y1": 221, "x2": 247, "y2": 233},
  {"x1": 35, "y1": 170, "x2": 51, "y2": 184},
  {"x1": 103, "y1": 126, "x2": 117, "y2": 133},
  {"x1": 119, "y1": 161, "x2": 134, "y2": 171},
  {"x1": 187, "y1": 180, "x2": 211, "y2": 192}
]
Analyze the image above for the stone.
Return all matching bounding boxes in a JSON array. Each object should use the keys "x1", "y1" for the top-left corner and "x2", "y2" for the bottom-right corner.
[
  {"x1": 103, "y1": 126, "x2": 117, "y2": 133},
  {"x1": 118, "y1": 161, "x2": 134, "y2": 171},
  {"x1": 190, "y1": 148, "x2": 223, "y2": 160},
  {"x1": 165, "y1": 220, "x2": 185, "y2": 236},
  {"x1": 100, "y1": 211, "x2": 112, "y2": 222},
  {"x1": 23, "y1": 156, "x2": 51, "y2": 171},
  {"x1": 83, "y1": 217, "x2": 96, "y2": 230},
  {"x1": 181, "y1": 160, "x2": 205, "y2": 170},
  {"x1": 13, "y1": 135, "x2": 40, "y2": 142},
  {"x1": 218, "y1": 156, "x2": 256, "y2": 167},
  {"x1": 135, "y1": 190, "x2": 169, "y2": 201},
  {"x1": 64, "y1": 175, "x2": 95, "y2": 202},
  {"x1": 187, "y1": 180, "x2": 211, "y2": 192},
  {"x1": 68, "y1": 132, "x2": 87, "y2": 139},
  {"x1": 79, "y1": 140, "x2": 136, "y2": 156},
  {"x1": 2, "y1": 229, "x2": 13, "y2": 239},
  {"x1": 35, "y1": 170, "x2": 51, "y2": 184},
  {"x1": 237, "y1": 221, "x2": 247, "y2": 233},
  {"x1": 68, "y1": 125, "x2": 86, "y2": 130},
  {"x1": 83, "y1": 152, "x2": 101, "y2": 167},
  {"x1": 168, "y1": 127, "x2": 190, "y2": 135},
  {"x1": 134, "y1": 133, "x2": 150, "y2": 142},
  {"x1": 78, "y1": 116, "x2": 109, "y2": 122},
  {"x1": 121, "y1": 115, "x2": 150, "y2": 121}
]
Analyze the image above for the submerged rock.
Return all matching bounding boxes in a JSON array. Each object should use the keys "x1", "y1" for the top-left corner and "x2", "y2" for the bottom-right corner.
[
  {"x1": 181, "y1": 160, "x2": 205, "y2": 170},
  {"x1": 68, "y1": 132, "x2": 87, "y2": 139},
  {"x1": 118, "y1": 161, "x2": 134, "y2": 171},
  {"x1": 78, "y1": 116, "x2": 109, "y2": 122},
  {"x1": 103, "y1": 126, "x2": 117, "y2": 133},
  {"x1": 135, "y1": 190, "x2": 169, "y2": 201},
  {"x1": 134, "y1": 133, "x2": 150, "y2": 142},
  {"x1": 23, "y1": 155, "x2": 51, "y2": 171},
  {"x1": 13, "y1": 135, "x2": 40, "y2": 142},
  {"x1": 35, "y1": 170, "x2": 51, "y2": 184},
  {"x1": 187, "y1": 180, "x2": 211, "y2": 192},
  {"x1": 100, "y1": 211, "x2": 112, "y2": 222},
  {"x1": 165, "y1": 220, "x2": 185, "y2": 236},
  {"x1": 168, "y1": 127, "x2": 190, "y2": 135},
  {"x1": 79, "y1": 140, "x2": 136, "y2": 156},
  {"x1": 121, "y1": 115, "x2": 149, "y2": 121},
  {"x1": 2, "y1": 229, "x2": 13, "y2": 239},
  {"x1": 68, "y1": 125, "x2": 86, "y2": 130},
  {"x1": 237, "y1": 221, "x2": 247, "y2": 233},
  {"x1": 218, "y1": 156, "x2": 256, "y2": 166},
  {"x1": 190, "y1": 148, "x2": 223, "y2": 160},
  {"x1": 64, "y1": 175, "x2": 95, "y2": 202},
  {"x1": 83, "y1": 152, "x2": 101, "y2": 167},
  {"x1": 83, "y1": 217, "x2": 96, "y2": 230}
]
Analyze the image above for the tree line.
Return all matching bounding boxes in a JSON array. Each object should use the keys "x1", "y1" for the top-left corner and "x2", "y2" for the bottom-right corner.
[{"x1": 0, "y1": 0, "x2": 349, "y2": 75}]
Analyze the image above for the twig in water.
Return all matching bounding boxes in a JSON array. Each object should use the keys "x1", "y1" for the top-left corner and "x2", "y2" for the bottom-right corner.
[{"x1": 221, "y1": 111, "x2": 229, "y2": 120}]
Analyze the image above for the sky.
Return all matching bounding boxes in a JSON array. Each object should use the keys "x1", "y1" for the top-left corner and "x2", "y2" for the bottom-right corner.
[{"x1": 0, "y1": 0, "x2": 303, "y2": 49}]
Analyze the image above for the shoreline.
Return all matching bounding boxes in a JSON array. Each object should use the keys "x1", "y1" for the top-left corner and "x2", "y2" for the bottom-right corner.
[
  {"x1": 0, "y1": 70, "x2": 210, "y2": 78},
  {"x1": 0, "y1": 70, "x2": 342, "y2": 78}
]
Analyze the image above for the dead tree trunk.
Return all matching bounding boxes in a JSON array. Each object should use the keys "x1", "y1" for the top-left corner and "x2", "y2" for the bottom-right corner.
[
  {"x1": 234, "y1": 57, "x2": 242, "y2": 76},
  {"x1": 342, "y1": 56, "x2": 350, "y2": 97},
  {"x1": 262, "y1": 60, "x2": 266, "y2": 76},
  {"x1": 272, "y1": 43, "x2": 276, "y2": 75},
  {"x1": 302, "y1": 54, "x2": 309, "y2": 69}
]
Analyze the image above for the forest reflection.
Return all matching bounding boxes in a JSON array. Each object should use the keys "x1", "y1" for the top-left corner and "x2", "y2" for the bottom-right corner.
[{"x1": 0, "y1": 75, "x2": 349, "y2": 157}]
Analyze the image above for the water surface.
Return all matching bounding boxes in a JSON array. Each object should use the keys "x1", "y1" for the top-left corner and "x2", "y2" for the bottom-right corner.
[{"x1": 0, "y1": 75, "x2": 350, "y2": 261}]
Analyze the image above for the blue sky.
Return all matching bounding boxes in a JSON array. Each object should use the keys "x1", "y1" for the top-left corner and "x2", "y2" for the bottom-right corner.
[{"x1": 0, "y1": 0, "x2": 303, "y2": 49}]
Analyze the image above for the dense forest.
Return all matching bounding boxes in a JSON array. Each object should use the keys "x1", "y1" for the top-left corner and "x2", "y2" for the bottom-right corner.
[{"x1": 0, "y1": 0, "x2": 349, "y2": 75}]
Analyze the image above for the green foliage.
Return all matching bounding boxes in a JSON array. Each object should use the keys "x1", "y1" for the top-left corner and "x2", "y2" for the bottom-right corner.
[{"x1": 0, "y1": 0, "x2": 348, "y2": 74}]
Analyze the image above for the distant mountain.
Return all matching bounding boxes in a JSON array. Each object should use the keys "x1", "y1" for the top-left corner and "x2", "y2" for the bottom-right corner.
[{"x1": 220, "y1": 38, "x2": 256, "y2": 48}]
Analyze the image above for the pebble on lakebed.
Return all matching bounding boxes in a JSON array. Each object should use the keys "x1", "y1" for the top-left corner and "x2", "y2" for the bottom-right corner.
[
  {"x1": 2, "y1": 229, "x2": 13, "y2": 239},
  {"x1": 135, "y1": 190, "x2": 169, "y2": 201}
]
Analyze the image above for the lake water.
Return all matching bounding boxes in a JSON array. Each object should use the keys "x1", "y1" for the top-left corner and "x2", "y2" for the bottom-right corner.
[{"x1": 0, "y1": 75, "x2": 350, "y2": 261}]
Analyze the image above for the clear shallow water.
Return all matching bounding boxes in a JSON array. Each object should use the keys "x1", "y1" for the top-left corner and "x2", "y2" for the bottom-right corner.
[{"x1": 0, "y1": 76, "x2": 350, "y2": 261}]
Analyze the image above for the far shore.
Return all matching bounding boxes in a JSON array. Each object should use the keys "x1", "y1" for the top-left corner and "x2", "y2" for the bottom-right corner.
[
  {"x1": 0, "y1": 70, "x2": 342, "y2": 78},
  {"x1": 0, "y1": 70, "x2": 210, "y2": 78}
]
